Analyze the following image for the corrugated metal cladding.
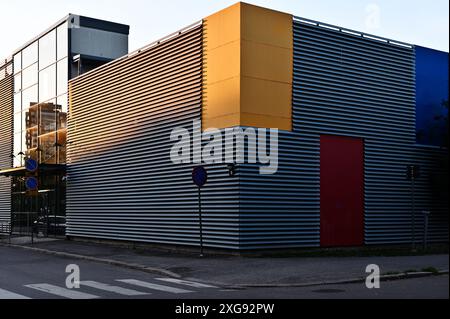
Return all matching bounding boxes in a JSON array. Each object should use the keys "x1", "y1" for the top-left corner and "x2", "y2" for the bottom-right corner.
[
  {"x1": 67, "y1": 23, "x2": 241, "y2": 249},
  {"x1": 0, "y1": 61, "x2": 13, "y2": 224},
  {"x1": 237, "y1": 20, "x2": 447, "y2": 249}
]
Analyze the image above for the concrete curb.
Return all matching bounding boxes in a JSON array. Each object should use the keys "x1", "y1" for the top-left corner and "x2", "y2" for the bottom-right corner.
[
  {"x1": 1, "y1": 241, "x2": 447, "y2": 289},
  {"x1": 0, "y1": 242, "x2": 182, "y2": 279},
  {"x1": 219, "y1": 270, "x2": 449, "y2": 289}
]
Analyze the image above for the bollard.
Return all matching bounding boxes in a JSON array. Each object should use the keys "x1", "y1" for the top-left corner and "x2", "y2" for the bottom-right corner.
[{"x1": 422, "y1": 211, "x2": 430, "y2": 250}]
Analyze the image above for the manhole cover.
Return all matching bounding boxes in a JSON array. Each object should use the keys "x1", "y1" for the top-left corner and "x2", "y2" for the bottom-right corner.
[{"x1": 312, "y1": 288, "x2": 346, "y2": 293}]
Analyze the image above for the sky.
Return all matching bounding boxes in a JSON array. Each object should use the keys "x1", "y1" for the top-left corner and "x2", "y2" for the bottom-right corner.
[{"x1": 0, "y1": 0, "x2": 448, "y2": 59}]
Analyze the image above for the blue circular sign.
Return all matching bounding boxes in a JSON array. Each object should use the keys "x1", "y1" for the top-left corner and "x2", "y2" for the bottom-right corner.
[
  {"x1": 25, "y1": 177, "x2": 38, "y2": 190},
  {"x1": 25, "y1": 158, "x2": 38, "y2": 172},
  {"x1": 192, "y1": 166, "x2": 207, "y2": 188}
]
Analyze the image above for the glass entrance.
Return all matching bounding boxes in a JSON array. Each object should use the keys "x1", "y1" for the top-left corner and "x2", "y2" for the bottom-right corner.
[{"x1": 11, "y1": 175, "x2": 65, "y2": 236}]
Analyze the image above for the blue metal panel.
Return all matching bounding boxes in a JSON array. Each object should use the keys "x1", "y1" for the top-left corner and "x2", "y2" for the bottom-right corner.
[{"x1": 415, "y1": 46, "x2": 449, "y2": 146}]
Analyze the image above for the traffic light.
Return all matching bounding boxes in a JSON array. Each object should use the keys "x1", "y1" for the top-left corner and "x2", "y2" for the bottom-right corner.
[
  {"x1": 406, "y1": 165, "x2": 420, "y2": 180},
  {"x1": 227, "y1": 163, "x2": 236, "y2": 177}
]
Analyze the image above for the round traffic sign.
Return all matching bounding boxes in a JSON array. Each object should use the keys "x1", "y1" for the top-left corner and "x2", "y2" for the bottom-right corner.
[
  {"x1": 192, "y1": 166, "x2": 207, "y2": 188},
  {"x1": 25, "y1": 158, "x2": 38, "y2": 172},
  {"x1": 25, "y1": 177, "x2": 38, "y2": 190}
]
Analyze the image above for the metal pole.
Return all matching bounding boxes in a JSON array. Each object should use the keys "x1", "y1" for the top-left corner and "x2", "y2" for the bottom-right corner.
[
  {"x1": 412, "y1": 173, "x2": 416, "y2": 250},
  {"x1": 31, "y1": 215, "x2": 34, "y2": 245},
  {"x1": 55, "y1": 176, "x2": 57, "y2": 238},
  {"x1": 198, "y1": 187, "x2": 203, "y2": 257},
  {"x1": 423, "y1": 211, "x2": 429, "y2": 250}
]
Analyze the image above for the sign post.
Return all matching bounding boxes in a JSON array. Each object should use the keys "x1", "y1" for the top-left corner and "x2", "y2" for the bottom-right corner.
[
  {"x1": 407, "y1": 165, "x2": 420, "y2": 250},
  {"x1": 192, "y1": 166, "x2": 207, "y2": 257},
  {"x1": 25, "y1": 158, "x2": 39, "y2": 244}
]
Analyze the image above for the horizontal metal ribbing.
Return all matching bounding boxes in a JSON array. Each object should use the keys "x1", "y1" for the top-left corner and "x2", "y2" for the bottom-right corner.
[
  {"x1": 235, "y1": 21, "x2": 446, "y2": 249},
  {"x1": 67, "y1": 23, "x2": 242, "y2": 250},
  {"x1": 0, "y1": 62, "x2": 13, "y2": 223}
]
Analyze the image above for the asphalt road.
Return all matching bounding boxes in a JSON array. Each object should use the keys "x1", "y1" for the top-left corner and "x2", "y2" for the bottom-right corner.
[{"x1": 0, "y1": 246, "x2": 448, "y2": 299}]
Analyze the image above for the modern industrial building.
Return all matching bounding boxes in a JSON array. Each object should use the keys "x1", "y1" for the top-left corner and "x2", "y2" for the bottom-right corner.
[
  {"x1": 0, "y1": 14, "x2": 129, "y2": 228},
  {"x1": 1, "y1": 2, "x2": 448, "y2": 250}
]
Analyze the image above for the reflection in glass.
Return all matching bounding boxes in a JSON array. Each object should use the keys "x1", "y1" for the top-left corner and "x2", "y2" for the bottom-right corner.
[
  {"x1": 21, "y1": 131, "x2": 27, "y2": 158},
  {"x1": 14, "y1": 93, "x2": 21, "y2": 113},
  {"x1": 57, "y1": 108, "x2": 67, "y2": 130},
  {"x1": 57, "y1": 23, "x2": 68, "y2": 60},
  {"x1": 25, "y1": 105, "x2": 39, "y2": 129},
  {"x1": 57, "y1": 58, "x2": 68, "y2": 96},
  {"x1": 14, "y1": 113, "x2": 22, "y2": 133},
  {"x1": 13, "y1": 133, "x2": 22, "y2": 167},
  {"x1": 39, "y1": 102, "x2": 57, "y2": 134},
  {"x1": 57, "y1": 129, "x2": 67, "y2": 163},
  {"x1": 22, "y1": 85, "x2": 38, "y2": 109},
  {"x1": 26, "y1": 127, "x2": 38, "y2": 149},
  {"x1": 22, "y1": 63, "x2": 38, "y2": 89},
  {"x1": 39, "y1": 64, "x2": 56, "y2": 102},
  {"x1": 22, "y1": 42, "x2": 38, "y2": 69},
  {"x1": 39, "y1": 132, "x2": 57, "y2": 164},
  {"x1": 26, "y1": 148, "x2": 39, "y2": 162},
  {"x1": 39, "y1": 30, "x2": 56, "y2": 70},
  {"x1": 57, "y1": 94, "x2": 67, "y2": 113},
  {"x1": 14, "y1": 53, "x2": 21, "y2": 74},
  {"x1": 14, "y1": 73, "x2": 21, "y2": 93}
]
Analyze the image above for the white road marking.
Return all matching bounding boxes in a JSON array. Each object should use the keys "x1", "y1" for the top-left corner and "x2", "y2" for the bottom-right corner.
[
  {"x1": 0, "y1": 288, "x2": 31, "y2": 299},
  {"x1": 25, "y1": 284, "x2": 99, "y2": 299},
  {"x1": 117, "y1": 279, "x2": 193, "y2": 294},
  {"x1": 155, "y1": 278, "x2": 217, "y2": 288},
  {"x1": 80, "y1": 281, "x2": 149, "y2": 296}
]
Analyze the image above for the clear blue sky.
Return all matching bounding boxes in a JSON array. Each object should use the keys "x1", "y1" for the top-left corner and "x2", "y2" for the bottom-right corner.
[{"x1": 1, "y1": 0, "x2": 448, "y2": 59}]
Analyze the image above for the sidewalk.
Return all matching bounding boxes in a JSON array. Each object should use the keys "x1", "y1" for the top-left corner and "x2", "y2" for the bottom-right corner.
[{"x1": 1, "y1": 237, "x2": 448, "y2": 287}]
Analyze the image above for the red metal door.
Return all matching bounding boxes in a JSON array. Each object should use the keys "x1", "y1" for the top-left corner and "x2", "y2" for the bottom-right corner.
[{"x1": 320, "y1": 135, "x2": 364, "y2": 247}]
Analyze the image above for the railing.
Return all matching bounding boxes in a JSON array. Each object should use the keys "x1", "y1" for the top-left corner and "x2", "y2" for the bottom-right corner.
[
  {"x1": 0, "y1": 222, "x2": 12, "y2": 244},
  {"x1": 293, "y1": 16, "x2": 414, "y2": 49},
  {"x1": 0, "y1": 221, "x2": 11, "y2": 234}
]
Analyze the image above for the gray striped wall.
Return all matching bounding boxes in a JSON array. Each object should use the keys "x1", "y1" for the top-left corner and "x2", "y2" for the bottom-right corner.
[
  {"x1": 0, "y1": 61, "x2": 13, "y2": 224},
  {"x1": 66, "y1": 19, "x2": 448, "y2": 250},
  {"x1": 67, "y1": 24, "x2": 241, "y2": 249},
  {"x1": 237, "y1": 20, "x2": 447, "y2": 249}
]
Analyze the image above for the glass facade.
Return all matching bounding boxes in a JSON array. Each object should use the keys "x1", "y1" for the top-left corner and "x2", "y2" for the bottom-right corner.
[
  {"x1": 13, "y1": 23, "x2": 68, "y2": 167},
  {"x1": 12, "y1": 22, "x2": 68, "y2": 222}
]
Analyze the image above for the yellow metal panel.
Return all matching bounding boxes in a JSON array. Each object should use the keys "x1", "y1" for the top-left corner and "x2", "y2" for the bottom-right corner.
[
  {"x1": 204, "y1": 3, "x2": 241, "y2": 51},
  {"x1": 241, "y1": 113, "x2": 291, "y2": 130},
  {"x1": 203, "y1": 3, "x2": 241, "y2": 130},
  {"x1": 241, "y1": 40, "x2": 292, "y2": 84},
  {"x1": 203, "y1": 76, "x2": 240, "y2": 129},
  {"x1": 202, "y1": 2, "x2": 293, "y2": 131},
  {"x1": 241, "y1": 2, "x2": 293, "y2": 50},
  {"x1": 241, "y1": 76, "x2": 292, "y2": 130},
  {"x1": 204, "y1": 113, "x2": 241, "y2": 130},
  {"x1": 205, "y1": 40, "x2": 240, "y2": 85}
]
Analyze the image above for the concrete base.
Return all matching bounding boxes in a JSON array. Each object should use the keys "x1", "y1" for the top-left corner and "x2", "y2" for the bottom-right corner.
[{"x1": 66, "y1": 235, "x2": 449, "y2": 257}]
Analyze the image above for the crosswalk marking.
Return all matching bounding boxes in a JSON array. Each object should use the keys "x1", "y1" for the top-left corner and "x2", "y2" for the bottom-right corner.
[
  {"x1": 0, "y1": 288, "x2": 31, "y2": 299},
  {"x1": 117, "y1": 279, "x2": 193, "y2": 294},
  {"x1": 80, "y1": 281, "x2": 149, "y2": 296},
  {"x1": 155, "y1": 278, "x2": 217, "y2": 288},
  {"x1": 25, "y1": 284, "x2": 99, "y2": 299}
]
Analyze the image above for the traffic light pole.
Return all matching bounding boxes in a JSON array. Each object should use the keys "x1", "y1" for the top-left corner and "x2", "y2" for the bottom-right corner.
[
  {"x1": 412, "y1": 174, "x2": 416, "y2": 250},
  {"x1": 198, "y1": 186, "x2": 203, "y2": 257}
]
